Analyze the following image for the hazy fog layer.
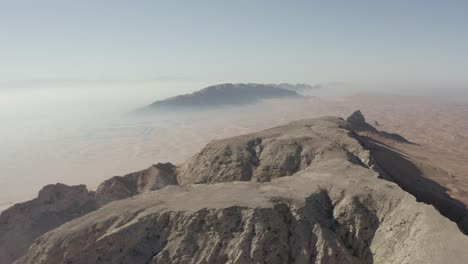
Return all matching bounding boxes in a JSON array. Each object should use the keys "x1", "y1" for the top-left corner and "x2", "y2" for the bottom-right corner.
[
  {"x1": 0, "y1": 80, "x2": 213, "y2": 206},
  {"x1": 1, "y1": 81, "x2": 467, "y2": 209}
]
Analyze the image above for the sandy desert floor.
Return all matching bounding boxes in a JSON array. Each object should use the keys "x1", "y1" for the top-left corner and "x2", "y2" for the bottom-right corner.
[{"x1": 0, "y1": 94, "x2": 467, "y2": 210}]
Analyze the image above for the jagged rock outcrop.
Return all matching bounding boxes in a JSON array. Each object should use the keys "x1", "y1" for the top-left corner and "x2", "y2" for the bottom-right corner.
[
  {"x1": 0, "y1": 163, "x2": 178, "y2": 264},
  {"x1": 346, "y1": 111, "x2": 468, "y2": 233},
  {"x1": 0, "y1": 184, "x2": 97, "y2": 264},
  {"x1": 177, "y1": 117, "x2": 373, "y2": 184},
  {"x1": 96, "y1": 163, "x2": 177, "y2": 205},
  {"x1": 15, "y1": 162, "x2": 468, "y2": 264},
  {"x1": 4, "y1": 114, "x2": 468, "y2": 264},
  {"x1": 347, "y1": 110, "x2": 411, "y2": 143}
]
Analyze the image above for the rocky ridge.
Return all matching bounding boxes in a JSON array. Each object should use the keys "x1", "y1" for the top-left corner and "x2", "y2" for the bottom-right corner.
[
  {"x1": 176, "y1": 117, "x2": 375, "y2": 184},
  {"x1": 140, "y1": 83, "x2": 302, "y2": 111},
  {"x1": 1, "y1": 112, "x2": 467, "y2": 264},
  {"x1": 0, "y1": 184, "x2": 97, "y2": 264},
  {"x1": 347, "y1": 110, "x2": 412, "y2": 143},
  {"x1": 96, "y1": 163, "x2": 177, "y2": 205},
  {"x1": 0, "y1": 163, "x2": 177, "y2": 264},
  {"x1": 17, "y1": 163, "x2": 468, "y2": 264}
]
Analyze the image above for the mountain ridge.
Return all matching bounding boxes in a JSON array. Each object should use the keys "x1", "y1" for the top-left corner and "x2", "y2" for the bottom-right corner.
[
  {"x1": 139, "y1": 83, "x2": 303, "y2": 112},
  {"x1": 2, "y1": 111, "x2": 468, "y2": 264}
]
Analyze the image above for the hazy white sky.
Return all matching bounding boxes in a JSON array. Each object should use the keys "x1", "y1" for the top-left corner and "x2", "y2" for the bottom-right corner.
[{"x1": 1, "y1": 0, "x2": 467, "y2": 85}]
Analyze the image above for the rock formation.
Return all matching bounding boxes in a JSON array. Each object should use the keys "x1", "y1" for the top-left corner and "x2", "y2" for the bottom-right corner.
[
  {"x1": 2, "y1": 112, "x2": 468, "y2": 264},
  {"x1": 0, "y1": 184, "x2": 97, "y2": 264},
  {"x1": 177, "y1": 117, "x2": 373, "y2": 184},
  {"x1": 0, "y1": 163, "x2": 177, "y2": 264},
  {"x1": 96, "y1": 163, "x2": 177, "y2": 205},
  {"x1": 14, "y1": 161, "x2": 468, "y2": 264},
  {"x1": 347, "y1": 110, "x2": 412, "y2": 143},
  {"x1": 139, "y1": 83, "x2": 302, "y2": 112}
]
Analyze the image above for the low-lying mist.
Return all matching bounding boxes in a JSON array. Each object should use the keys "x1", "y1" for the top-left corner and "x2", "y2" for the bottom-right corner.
[
  {"x1": 0, "y1": 80, "x2": 214, "y2": 206},
  {"x1": 0, "y1": 98, "x2": 323, "y2": 207},
  {"x1": 1, "y1": 80, "x2": 467, "y2": 209}
]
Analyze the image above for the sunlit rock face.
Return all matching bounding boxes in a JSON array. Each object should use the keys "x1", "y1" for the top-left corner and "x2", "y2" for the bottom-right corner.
[
  {"x1": 14, "y1": 161, "x2": 468, "y2": 264},
  {"x1": 0, "y1": 164, "x2": 178, "y2": 264},
  {"x1": 96, "y1": 163, "x2": 178, "y2": 205},
  {"x1": 4, "y1": 114, "x2": 468, "y2": 264},
  {"x1": 177, "y1": 117, "x2": 372, "y2": 184},
  {"x1": 0, "y1": 184, "x2": 97, "y2": 264}
]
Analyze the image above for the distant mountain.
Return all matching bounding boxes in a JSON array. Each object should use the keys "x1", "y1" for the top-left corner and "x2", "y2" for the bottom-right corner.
[
  {"x1": 269, "y1": 83, "x2": 321, "y2": 95},
  {"x1": 140, "y1": 83, "x2": 302, "y2": 112}
]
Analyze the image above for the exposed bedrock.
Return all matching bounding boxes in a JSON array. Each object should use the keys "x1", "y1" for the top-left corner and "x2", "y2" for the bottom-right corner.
[
  {"x1": 15, "y1": 162, "x2": 468, "y2": 264},
  {"x1": 0, "y1": 184, "x2": 97, "y2": 264},
  {"x1": 0, "y1": 163, "x2": 177, "y2": 264},
  {"x1": 96, "y1": 162, "x2": 178, "y2": 205},
  {"x1": 177, "y1": 117, "x2": 374, "y2": 184},
  {"x1": 4, "y1": 113, "x2": 468, "y2": 264}
]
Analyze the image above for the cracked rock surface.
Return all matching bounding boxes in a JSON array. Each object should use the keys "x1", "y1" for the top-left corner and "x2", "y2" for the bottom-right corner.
[
  {"x1": 0, "y1": 164, "x2": 177, "y2": 264},
  {"x1": 15, "y1": 162, "x2": 468, "y2": 264},
  {"x1": 4, "y1": 115, "x2": 468, "y2": 264},
  {"x1": 177, "y1": 117, "x2": 373, "y2": 184}
]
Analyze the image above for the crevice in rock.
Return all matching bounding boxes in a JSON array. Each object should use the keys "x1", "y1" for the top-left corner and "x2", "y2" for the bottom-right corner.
[{"x1": 303, "y1": 190, "x2": 379, "y2": 263}]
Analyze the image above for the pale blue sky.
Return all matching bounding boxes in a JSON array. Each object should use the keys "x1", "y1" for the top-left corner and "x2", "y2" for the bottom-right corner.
[{"x1": 1, "y1": 0, "x2": 467, "y2": 84}]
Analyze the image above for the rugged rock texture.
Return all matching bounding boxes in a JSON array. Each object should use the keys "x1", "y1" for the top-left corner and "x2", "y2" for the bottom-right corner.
[
  {"x1": 4, "y1": 113, "x2": 468, "y2": 264},
  {"x1": 15, "y1": 162, "x2": 468, "y2": 264},
  {"x1": 177, "y1": 117, "x2": 373, "y2": 184},
  {"x1": 96, "y1": 163, "x2": 177, "y2": 205},
  {"x1": 0, "y1": 184, "x2": 97, "y2": 264},
  {"x1": 346, "y1": 111, "x2": 468, "y2": 233},
  {"x1": 140, "y1": 83, "x2": 302, "y2": 111},
  {"x1": 357, "y1": 134, "x2": 468, "y2": 234},
  {"x1": 0, "y1": 163, "x2": 178, "y2": 264}
]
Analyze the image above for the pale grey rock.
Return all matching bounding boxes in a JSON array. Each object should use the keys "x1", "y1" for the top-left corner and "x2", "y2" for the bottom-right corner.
[
  {"x1": 177, "y1": 117, "x2": 373, "y2": 184},
  {"x1": 347, "y1": 111, "x2": 468, "y2": 233},
  {"x1": 15, "y1": 162, "x2": 468, "y2": 264},
  {"x1": 5, "y1": 114, "x2": 468, "y2": 264},
  {"x1": 0, "y1": 163, "x2": 178, "y2": 264},
  {"x1": 0, "y1": 184, "x2": 97, "y2": 264},
  {"x1": 96, "y1": 163, "x2": 177, "y2": 205}
]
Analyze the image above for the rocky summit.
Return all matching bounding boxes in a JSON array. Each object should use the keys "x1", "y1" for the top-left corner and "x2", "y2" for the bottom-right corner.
[{"x1": 2, "y1": 112, "x2": 468, "y2": 264}]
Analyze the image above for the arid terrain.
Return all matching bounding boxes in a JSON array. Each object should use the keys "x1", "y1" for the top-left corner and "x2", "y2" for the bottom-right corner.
[
  {"x1": 334, "y1": 95, "x2": 468, "y2": 205},
  {"x1": 2, "y1": 111, "x2": 468, "y2": 264},
  {"x1": 2, "y1": 2, "x2": 467, "y2": 263},
  {"x1": 1, "y1": 90, "x2": 468, "y2": 263},
  {"x1": 1, "y1": 94, "x2": 467, "y2": 212}
]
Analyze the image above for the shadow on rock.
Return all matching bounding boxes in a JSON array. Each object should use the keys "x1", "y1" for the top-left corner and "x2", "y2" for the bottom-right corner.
[{"x1": 357, "y1": 135, "x2": 468, "y2": 234}]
